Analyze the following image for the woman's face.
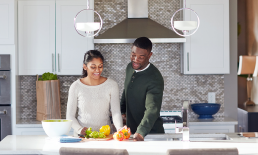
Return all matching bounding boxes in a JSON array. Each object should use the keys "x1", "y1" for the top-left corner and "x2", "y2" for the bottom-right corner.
[{"x1": 83, "y1": 58, "x2": 103, "y2": 80}]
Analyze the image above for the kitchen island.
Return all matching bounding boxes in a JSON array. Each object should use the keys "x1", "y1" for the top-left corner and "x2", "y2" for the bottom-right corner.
[{"x1": 0, "y1": 133, "x2": 258, "y2": 155}]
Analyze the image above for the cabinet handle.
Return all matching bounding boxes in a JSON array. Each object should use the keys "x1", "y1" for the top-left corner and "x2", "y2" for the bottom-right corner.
[
  {"x1": 187, "y1": 52, "x2": 189, "y2": 71},
  {"x1": 0, "y1": 110, "x2": 7, "y2": 115},
  {"x1": 52, "y1": 54, "x2": 54, "y2": 72},
  {"x1": 0, "y1": 75, "x2": 6, "y2": 79},
  {"x1": 58, "y1": 53, "x2": 60, "y2": 72}
]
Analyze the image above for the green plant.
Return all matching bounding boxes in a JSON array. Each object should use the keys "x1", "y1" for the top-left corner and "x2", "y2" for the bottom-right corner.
[{"x1": 38, "y1": 72, "x2": 58, "y2": 81}]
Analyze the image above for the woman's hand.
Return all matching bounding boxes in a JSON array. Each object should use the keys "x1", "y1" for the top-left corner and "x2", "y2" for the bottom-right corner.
[{"x1": 80, "y1": 127, "x2": 88, "y2": 136}]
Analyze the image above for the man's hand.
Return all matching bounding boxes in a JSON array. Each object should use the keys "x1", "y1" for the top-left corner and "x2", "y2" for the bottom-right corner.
[
  {"x1": 80, "y1": 127, "x2": 88, "y2": 136},
  {"x1": 133, "y1": 133, "x2": 144, "y2": 141},
  {"x1": 122, "y1": 114, "x2": 126, "y2": 125}
]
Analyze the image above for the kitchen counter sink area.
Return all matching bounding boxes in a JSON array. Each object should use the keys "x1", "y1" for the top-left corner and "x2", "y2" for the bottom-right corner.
[
  {"x1": 1, "y1": 133, "x2": 258, "y2": 155},
  {"x1": 145, "y1": 133, "x2": 231, "y2": 141}
]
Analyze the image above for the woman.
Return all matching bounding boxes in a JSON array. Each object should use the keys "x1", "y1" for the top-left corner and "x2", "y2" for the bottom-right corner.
[{"x1": 66, "y1": 50, "x2": 123, "y2": 137}]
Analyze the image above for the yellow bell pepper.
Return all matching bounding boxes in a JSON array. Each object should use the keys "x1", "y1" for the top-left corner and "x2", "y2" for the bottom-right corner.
[{"x1": 99, "y1": 125, "x2": 110, "y2": 136}]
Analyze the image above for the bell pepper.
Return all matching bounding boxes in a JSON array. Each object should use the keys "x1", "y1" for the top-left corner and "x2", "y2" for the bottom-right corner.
[
  {"x1": 99, "y1": 125, "x2": 110, "y2": 136},
  {"x1": 113, "y1": 131, "x2": 124, "y2": 141},
  {"x1": 121, "y1": 127, "x2": 131, "y2": 139}
]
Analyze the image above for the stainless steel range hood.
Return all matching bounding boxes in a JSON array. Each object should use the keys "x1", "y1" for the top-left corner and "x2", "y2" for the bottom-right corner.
[{"x1": 94, "y1": 0, "x2": 186, "y2": 43}]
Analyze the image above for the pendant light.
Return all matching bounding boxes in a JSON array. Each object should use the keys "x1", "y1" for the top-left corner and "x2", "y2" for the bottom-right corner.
[
  {"x1": 171, "y1": 0, "x2": 200, "y2": 37},
  {"x1": 74, "y1": 0, "x2": 103, "y2": 37}
]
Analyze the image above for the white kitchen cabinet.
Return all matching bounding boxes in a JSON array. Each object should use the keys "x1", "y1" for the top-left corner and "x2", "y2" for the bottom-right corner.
[
  {"x1": 18, "y1": 0, "x2": 94, "y2": 75},
  {"x1": 188, "y1": 117, "x2": 237, "y2": 134},
  {"x1": 56, "y1": 0, "x2": 94, "y2": 75},
  {"x1": 18, "y1": 1, "x2": 55, "y2": 75},
  {"x1": 0, "y1": 0, "x2": 14, "y2": 44},
  {"x1": 189, "y1": 124, "x2": 235, "y2": 133},
  {"x1": 15, "y1": 126, "x2": 74, "y2": 136},
  {"x1": 182, "y1": 0, "x2": 230, "y2": 74},
  {"x1": 237, "y1": 108, "x2": 248, "y2": 132},
  {"x1": 15, "y1": 127, "x2": 46, "y2": 136}
]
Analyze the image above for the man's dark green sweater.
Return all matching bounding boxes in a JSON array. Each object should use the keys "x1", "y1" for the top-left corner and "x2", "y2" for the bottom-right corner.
[{"x1": 120, "y1": 62, "x2": 165, "y2": 137}]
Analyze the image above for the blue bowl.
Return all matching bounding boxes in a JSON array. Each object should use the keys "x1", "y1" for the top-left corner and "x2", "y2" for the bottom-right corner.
[{"x1": 191, "y1": 103, "x2": 221, "y2": 119}]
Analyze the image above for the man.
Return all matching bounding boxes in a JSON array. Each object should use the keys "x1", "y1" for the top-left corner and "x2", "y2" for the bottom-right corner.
[{"x1": 120, "y1": 37, "x2": 165, "y2": 141}]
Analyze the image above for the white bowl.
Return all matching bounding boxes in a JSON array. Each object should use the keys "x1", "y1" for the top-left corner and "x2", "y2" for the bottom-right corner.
[{"x1": 42, "y1": 119, "x2": 72, "y2": 137}]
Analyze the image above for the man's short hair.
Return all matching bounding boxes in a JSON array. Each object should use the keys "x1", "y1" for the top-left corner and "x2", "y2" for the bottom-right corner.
[{"x1": 133, "y1": 37, "x2": 152, "y2": 53}]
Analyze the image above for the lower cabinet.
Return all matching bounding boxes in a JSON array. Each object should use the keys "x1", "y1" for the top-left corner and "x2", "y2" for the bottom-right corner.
[
  {"x1": 15, "y1": 127, "x2": 46, "y2": 135},
  {"x1": 15, "y1": 127, "x2": 74, "y2": 136},
  {"x1": 189, "y1": 124, "x2": 235, "y2": 133},
  {"x1": 238, "y1": 107, "x2": 258, "y2": 132},
  {"x1": 237, "y1": 108, "x2": 248, "y2": 132},
  {"x1": 163, "y1": 122, "x2": 236, "y2": 134}
]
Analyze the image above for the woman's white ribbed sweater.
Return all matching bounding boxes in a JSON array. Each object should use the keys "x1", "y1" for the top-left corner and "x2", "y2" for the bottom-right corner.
[{"x1": 66, "y1": 78, "x2": 123, "y2": 136}]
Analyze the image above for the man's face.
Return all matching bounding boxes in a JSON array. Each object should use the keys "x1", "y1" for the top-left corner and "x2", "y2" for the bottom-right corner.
[{"x1": 130, "y1": 46, "x2": 152, "y2": 70}]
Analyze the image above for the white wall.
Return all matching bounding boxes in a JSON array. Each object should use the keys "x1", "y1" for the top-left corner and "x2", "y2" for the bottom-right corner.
[{"x1": 224, "y1": 0, "x2": 238, "y2": 120}]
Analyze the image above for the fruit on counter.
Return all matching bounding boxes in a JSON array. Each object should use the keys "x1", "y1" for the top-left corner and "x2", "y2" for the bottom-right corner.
[
  {"x1": 121, "y1": 127, "x2": 131, "y2": 139},
  {"x1": 99, "y1": 125, "x2": 110, "y2": 136},
  {"x1": 113, "y1": 131, "x2": 124, "y2": 141},
  {"x1": 85, "y1": 127, "x2": 106, "y2": 139},
  {"x1": 89, "y1": 131, "x2": 99, "y2": 138},
  {"x1": 98, "y1": 132, "x2": 106, "y2": 138},
  {"x1": 85, "y1": 127, "x2": 93, "y2": 138}
]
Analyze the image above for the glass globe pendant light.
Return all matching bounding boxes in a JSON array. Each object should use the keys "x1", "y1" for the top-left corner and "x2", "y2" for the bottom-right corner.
[
  {"x1": 171, "y1": 0, "x2": 200, "y2": 37},
  {"x1": 74, "y1": 0, "x2": 103, "y2": 37}
]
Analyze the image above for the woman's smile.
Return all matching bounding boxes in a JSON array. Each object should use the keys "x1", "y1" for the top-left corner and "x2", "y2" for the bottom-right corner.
[{"x1": 93, "y1": 72, "x2": 100, "y2": 77}]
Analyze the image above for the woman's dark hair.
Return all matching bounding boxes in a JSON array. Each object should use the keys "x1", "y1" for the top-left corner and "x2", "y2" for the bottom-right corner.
[{"x1": 82, "y1": 50, "x2": 104, "y2": 78}]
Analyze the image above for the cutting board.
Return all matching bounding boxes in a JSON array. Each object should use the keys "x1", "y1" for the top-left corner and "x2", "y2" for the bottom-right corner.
[
  {"x1": 240, "y1": 132, "x2": 258, "y2": 137},
  {"x1": 81, "y1": 134, "x2": 113, "y2": 141}
]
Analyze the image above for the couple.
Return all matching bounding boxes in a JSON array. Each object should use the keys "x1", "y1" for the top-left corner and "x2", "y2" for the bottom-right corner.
[{"x1": 66, "y1": 37, "x2": 165, "y2": 141}]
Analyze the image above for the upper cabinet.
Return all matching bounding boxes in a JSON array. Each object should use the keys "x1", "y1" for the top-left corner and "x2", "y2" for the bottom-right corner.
[
  {"x1": 56, "y1": 1, "x2": 93, "y2": 75},
  {"x1": 18, "y1": 1, "x2": 55, "y2": 75},
  {"x1": 182, "y1": 0, "x2": 229, "y2": 74},
  {"x1": 18, "y1": 0, "x2": 94, "y2": 75},
  {"x1": 0, "y1": 0, "x2": 14, "y2": 44}
]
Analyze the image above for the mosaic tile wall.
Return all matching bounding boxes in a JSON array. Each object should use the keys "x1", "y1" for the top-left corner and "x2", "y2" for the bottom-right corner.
[
  {"x1": 18, "y1": 0, "x2": 224, "y2": 120},
  {"x1": 95, "y1": 44, "x2": 225, "y2": 118},
  {"x1": 19, "y1": 76, "x2": 80, "y2": 119}
]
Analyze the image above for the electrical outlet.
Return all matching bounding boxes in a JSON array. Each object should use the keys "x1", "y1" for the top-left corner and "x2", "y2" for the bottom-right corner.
[{"x1": 208, "y1": 92, "x2": 216, "y2": 103}]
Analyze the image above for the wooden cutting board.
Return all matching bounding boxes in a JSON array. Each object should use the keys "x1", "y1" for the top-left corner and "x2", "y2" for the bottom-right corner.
[
  {"x1": 81, "y1": 134, "x2": 113, "y2": 141},
  {"x1": 240, "y1": 132, "x2": 258, "y2": 137}
]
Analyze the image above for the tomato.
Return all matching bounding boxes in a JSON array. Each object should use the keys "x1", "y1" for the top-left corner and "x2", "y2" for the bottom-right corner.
[{"x1": 113, "y1": 131, "x2": 124, "y2": 141}]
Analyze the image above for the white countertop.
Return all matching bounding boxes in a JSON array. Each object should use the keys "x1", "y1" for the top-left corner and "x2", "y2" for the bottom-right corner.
[
  {"x1": 0, "y1": 133, "x2": 258, "y2": 155},
  {"x1": 16, "y1": 117, "x2": 237, "y2": 128}
]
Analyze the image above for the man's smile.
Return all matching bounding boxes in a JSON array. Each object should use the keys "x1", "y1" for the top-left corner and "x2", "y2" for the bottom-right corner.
[{"x1": 132, "y1": 62, "x2": 140, "y2": 68}]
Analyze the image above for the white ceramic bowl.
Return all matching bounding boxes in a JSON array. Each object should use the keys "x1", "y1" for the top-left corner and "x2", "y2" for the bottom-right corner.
[{"x1": 42, "y1": 119, "x2": 72, "y2": 137}]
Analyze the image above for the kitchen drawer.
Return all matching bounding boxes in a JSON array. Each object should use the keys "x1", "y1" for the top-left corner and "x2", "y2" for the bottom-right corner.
[
  {"x1": 189, "y1": 125, "x2": 235, "y2": 133},
  {"x1": 15, "y1": 127, "x2": 74, "y2": 136}
]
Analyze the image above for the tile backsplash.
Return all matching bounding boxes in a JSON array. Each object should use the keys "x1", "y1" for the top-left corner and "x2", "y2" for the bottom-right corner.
[{"x1": 17, "y1": 0, "x2": 224, "y2": 120}]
